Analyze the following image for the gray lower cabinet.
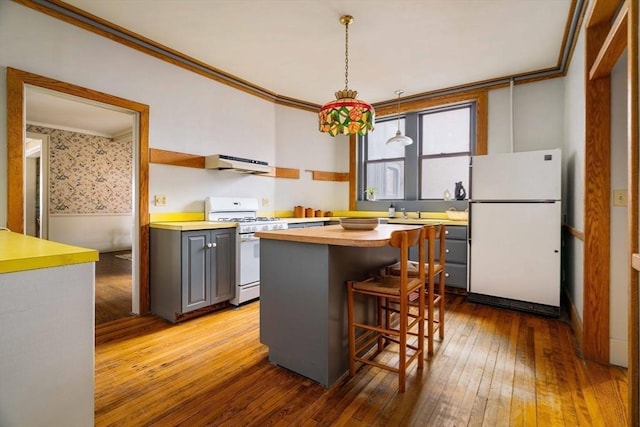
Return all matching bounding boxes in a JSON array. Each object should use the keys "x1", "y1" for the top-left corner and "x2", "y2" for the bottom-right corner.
[
  {"x1": 150, "y1": 227, "x2": 236, "y2": 322},
  {"x1": 410, "y1": 225, "x2": 468, "y2": 290}
]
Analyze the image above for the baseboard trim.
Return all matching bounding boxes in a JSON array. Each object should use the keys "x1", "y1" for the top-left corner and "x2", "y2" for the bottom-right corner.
[{"x1": 562, "y1": 287, "x2": 584, "y2": 356}]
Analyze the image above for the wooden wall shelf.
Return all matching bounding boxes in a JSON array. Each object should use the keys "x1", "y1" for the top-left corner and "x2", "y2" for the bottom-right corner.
[
  {"x1": 306, "y1": 170, "x2": 349, "y2": 182},
  {"x1": 150, "y1": 148, "x2": 205, "y2": 168},
  {"x1": 262, "y1": 167, "x2": 300, "y2": 179},
  {"x1": 149, "y1": 148, "x2": 300, "y2": 178}
]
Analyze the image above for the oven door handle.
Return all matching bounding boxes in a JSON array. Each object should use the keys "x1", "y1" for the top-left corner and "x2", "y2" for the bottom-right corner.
[{"x1": 240, "y1": 234, "x2": 260, "y2": 242}]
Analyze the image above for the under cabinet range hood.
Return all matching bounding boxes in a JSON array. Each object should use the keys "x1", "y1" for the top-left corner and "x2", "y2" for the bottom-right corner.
[{"x1": 205, "y1": 154, "x2": 271, "y2": 174}]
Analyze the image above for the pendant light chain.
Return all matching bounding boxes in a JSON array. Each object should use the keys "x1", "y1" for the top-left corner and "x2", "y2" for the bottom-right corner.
[
  {"x1": 344, "y1": 20, "x2": 349, "y2": 91},
  {"x1": 396, "y1": 91, "x2": 401, "y2": 130},
  {"x1": 318, "y1": 14, "x2": 374, "y2": 137},
  {"x1": 385, "y1": 90, "x2": 412, "y2": 145}
]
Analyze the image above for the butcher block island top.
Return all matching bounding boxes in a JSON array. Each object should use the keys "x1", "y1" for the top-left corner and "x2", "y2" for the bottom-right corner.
[{"x1": 255, "y1": 224, "x2": 420, "y2": 247}]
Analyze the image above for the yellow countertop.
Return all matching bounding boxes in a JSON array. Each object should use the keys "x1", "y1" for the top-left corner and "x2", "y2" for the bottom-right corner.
[
  {"x1": 150, "y1": 221, "x2": 238, "y2": 231},
  {"x1": 256, "y1": 224, "x2": 421, "y2": 247},
  {"x1": 0, "y1": 231, "x2": 98, "y2": 274},
  {"x1": 284, "y1": 217, "x2": 335, "y2": 224},
  {"x1": 387, "y1": 218, "x2": 468, "y2": 226},
  {"x1": 285, "y1": 216, "x2": 467, "y2": 226}
]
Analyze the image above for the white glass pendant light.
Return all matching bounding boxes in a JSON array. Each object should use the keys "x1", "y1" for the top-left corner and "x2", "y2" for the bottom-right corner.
[{"x1": 386, "y1": 90, "x2": 413, "y2": 146}]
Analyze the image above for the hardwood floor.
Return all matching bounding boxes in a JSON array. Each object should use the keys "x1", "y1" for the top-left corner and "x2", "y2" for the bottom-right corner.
[
  {"x1": 95, "y1": 250, "x2": 132, "y2": 325},
  {"x1": 94, "y1": 295, "x2": 628, "y2": 426}
]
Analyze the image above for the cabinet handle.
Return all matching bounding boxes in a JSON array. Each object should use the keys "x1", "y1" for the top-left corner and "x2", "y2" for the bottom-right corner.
[
  {"x1": 445, "y1": 230, "x2": 449, "y2": 235},
  {"x1": 445, "y1": 273, "x2": 450, "y2": 278},
  {"x1": 445, "y1": 249, "x2": 450, "y2": 253},
  {"x1": 207, "y1": 242, "x2": 217, "y2": 248}
]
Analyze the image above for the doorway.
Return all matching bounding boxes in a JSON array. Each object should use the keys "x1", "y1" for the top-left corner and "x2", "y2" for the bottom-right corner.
[
  {"x1": 7, "y1": 67, "x2": 151, "y2": 315},
  {"x1": 24, "y1": 132, "x2": 48, "y2": 238},
  {"x1": 25, "y1": 87, "x2": 136, "y2": 324}
]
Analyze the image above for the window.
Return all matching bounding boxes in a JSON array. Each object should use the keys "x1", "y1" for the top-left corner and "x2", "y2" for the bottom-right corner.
[
  {"x1": 363, "y1": 119, "x2": 406, "y2": 200},
  {"x1": 360, "y1": 102, "x2": 475, "y2": 201},
  {"x1": 420, "y1": 105, "x2": 472, "y2": 199}
]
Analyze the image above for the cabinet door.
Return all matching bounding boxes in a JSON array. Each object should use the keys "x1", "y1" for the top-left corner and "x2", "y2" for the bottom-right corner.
[
  {"x1": 210, "y1": 229, "x2": 235, "y2": 304},
  {"x1": 181, "y1": 231, "x2": 212, "y2": 312}
]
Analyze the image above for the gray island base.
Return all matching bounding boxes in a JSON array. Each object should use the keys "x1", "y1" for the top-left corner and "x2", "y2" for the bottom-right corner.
[{"x1": 257, "y1": 224, "x2": 419, "y2": 387}]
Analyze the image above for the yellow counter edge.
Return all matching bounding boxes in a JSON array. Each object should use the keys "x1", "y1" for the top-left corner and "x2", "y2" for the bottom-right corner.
[{"x1": 0, "y1": 231, "x2": 99, "y2": 274}]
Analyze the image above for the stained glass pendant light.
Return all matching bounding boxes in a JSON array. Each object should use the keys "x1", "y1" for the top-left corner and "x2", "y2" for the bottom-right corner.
[
  {"x1": 386, "y1": 90, "x2": 413, "y2": 146},
  {"x1": 318, "y1": 15, "x2": 375, "y2": 137}
]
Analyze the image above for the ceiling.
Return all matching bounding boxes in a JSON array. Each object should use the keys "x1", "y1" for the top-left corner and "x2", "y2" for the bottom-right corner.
[
  {"x1": 25, "y1": 0, "x2": 578, "y2": 135},
  {"x1": 26, "y1": 88, "x2": 134, "y2": 137}
]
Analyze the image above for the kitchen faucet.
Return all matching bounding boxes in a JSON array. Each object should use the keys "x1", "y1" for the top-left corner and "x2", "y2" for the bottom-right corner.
[{"x1": 400, "y1": 208, "x2": 408, "y2": 219}]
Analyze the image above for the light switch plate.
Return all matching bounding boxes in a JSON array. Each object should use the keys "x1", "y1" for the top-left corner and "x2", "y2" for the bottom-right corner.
[
  {"x1": 613, "y1": 190, "x2": 627, "y2": 207},
  {"x1": 154, "y1": 194, "x2": 167, "y2": 206}
]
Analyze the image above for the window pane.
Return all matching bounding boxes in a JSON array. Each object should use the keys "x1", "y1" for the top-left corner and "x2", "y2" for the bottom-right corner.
[
  {"x1": 367, "y1": 119, "x2": 406, "y2": 160},
  {"x1": 366, "y1": 161, "x2": 404, "y2": 199},
  {"x1": 420, "y1": 156, "x2": 469, "y2": 199},
  {"x1": 422, "y1": 108, "x2": 470, "y2": 155}
]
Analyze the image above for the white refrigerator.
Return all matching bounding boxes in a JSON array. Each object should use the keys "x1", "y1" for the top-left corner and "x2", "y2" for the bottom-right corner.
[{"x1": 468, "y1": 149, "x2": 561, "y2": 316}]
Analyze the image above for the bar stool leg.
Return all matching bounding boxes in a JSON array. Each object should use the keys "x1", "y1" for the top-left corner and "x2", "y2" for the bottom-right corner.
[{"x1": 347, "y1": 282, "x2": 356, "y2": 377}]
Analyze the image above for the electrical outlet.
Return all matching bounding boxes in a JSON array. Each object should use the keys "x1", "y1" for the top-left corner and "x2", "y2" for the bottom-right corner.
[
  {"x1": 262, "y1": 198, "x2": 269, "y2": 206},
  {"x1": 613, "y1": 190, "x2": 627, "y2": 207},
  {"x1": 154, "y1": 194, "x2": 167, "y2": 206}
]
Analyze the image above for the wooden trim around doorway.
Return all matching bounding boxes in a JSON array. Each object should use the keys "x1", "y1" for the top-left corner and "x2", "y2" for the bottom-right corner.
[
  {"x1": 6, "y1": 68, "x2": 151, "y2": 314},
  {"x1": 583, "y1": 18, "x2": 612, "y2": 365}
]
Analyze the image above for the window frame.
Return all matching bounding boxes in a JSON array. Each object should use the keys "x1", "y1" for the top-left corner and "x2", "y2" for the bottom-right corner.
[
  {"x1": 417, "y1": 102, "x2": 476, "y2": 200},
  {"x1": 358, "y1": 101, "x2": 477, "y2": 205}
]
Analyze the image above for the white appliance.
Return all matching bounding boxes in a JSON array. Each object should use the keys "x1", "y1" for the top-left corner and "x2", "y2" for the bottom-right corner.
[
  {"x1": 468, "y1": 149, "x2": 561, "y2": 316},
  {"x1": 205, "y1": 197, "x2": 287, "y2": 306}
]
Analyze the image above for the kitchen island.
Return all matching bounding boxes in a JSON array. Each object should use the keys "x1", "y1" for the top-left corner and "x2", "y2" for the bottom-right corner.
[{"x1": 256, "y1": 224, "x2": 419, "y2": 387}]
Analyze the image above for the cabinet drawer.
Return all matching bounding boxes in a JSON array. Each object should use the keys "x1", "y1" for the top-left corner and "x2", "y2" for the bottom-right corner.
[
  {"x1": 444, "y1": 226, "x2": 467, "y2": 240},
  {"x1": 436, "y1": 263, "x2": 467, "y2": 289},
  {"x1": 435, "y1": 239, "x2": 467, "y2": 264}
]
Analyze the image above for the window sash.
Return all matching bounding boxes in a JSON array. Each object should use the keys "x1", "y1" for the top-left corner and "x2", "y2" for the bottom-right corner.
[{"x1": 360, "y1": 101, "x2": 476, "y2": 202}]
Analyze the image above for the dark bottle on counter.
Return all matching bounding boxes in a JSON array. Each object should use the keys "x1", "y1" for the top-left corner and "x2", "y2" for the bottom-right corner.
[
  {"x1": 388, "y1": 203, "x2": 395, "y2": 218},
  {"x1": 455, "y1": 181, "x2": 466, "y2": 200}
]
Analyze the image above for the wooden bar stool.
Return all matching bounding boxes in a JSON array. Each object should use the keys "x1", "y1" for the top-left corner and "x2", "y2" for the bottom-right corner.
[
  {"x1": 346, "y1": 227, "x2": 426, "y2": 393},
  {"x1": 384, "y1": 224, "x2": 446, "y2": 355}
]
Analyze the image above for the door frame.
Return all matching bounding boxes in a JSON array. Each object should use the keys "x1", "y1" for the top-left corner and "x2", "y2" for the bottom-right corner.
[
  {"x1": 583, "y1": 0, "x2": 638, "y2": 425},
  {"x1": 25, "y1": 131, "x2": 49, "y2": 239},
  {"x1": 7, "y1": 67, "x2": 151, "y2": 314}
]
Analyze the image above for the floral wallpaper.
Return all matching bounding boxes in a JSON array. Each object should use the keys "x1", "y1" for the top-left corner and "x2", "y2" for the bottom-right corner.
[{"x1": 27, "y1": 125, "x2": 132, "y2": 215}]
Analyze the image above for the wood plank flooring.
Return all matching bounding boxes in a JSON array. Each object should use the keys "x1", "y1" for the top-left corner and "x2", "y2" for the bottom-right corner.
[
  {"x1": 95, "y1": 250, "x2": 132, "y2": 325},
  {"x1": 95, "y1": 296, "x2": 628, "y2": 426}
]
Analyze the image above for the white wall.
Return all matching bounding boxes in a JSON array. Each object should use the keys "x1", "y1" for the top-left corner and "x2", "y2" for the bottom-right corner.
[
  {"x1": 563, "y1": 20, "x2": 586, "y2": 321},
  {"x1": 274, "y1": 104, "x2": 349, "y2": 212},
  {"x1": 0, "y1": 0, "x2": 338, "y2": 225},
  {"x1": 0, "y1": 262, "x2": 95, "y2": 426},
  {"x1": 48, "y1": 215, "x2": 133, "y2": 253},
  {"x1": 488, "y1": 78, "x2": 565, "y2": 154},
  {"x1": 610, "y1": 51, "x2": 629, "y2": 367}
]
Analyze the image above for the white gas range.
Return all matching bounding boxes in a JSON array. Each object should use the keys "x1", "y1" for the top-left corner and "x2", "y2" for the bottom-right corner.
[{"x1": 205, "y1": 197, "x2": 287, "y2": 305}]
